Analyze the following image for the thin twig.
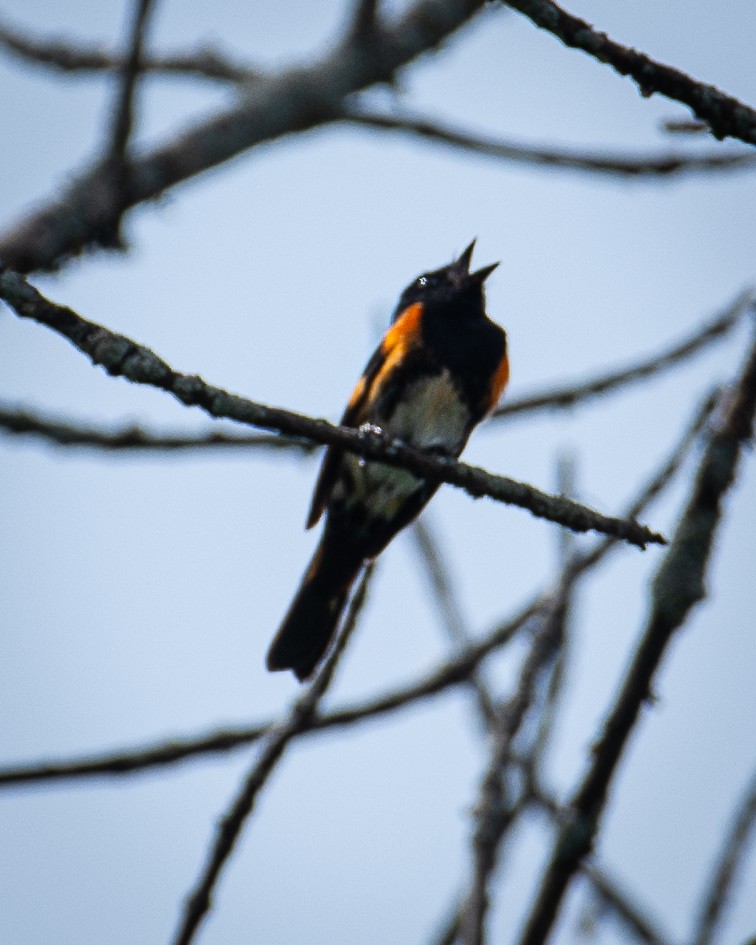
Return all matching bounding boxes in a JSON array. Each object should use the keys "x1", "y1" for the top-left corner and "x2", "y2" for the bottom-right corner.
[
  {"x1": 411, "y1": 517, "x2": 498, "y2": 727},
  {"x1": 503, "y1": 0, "x2": 756, "y2": 145},
  {"x1": 0, "y1": 406, "x2": 312, "y2": 453},
  {"x1": 528, "y1": 455, "x2": 577, "y2": 775},
  {"x1": 690, "y1": 767, "x2": 756, "y2": 945},
  {"x1": 517, "y1": 330, "x2": 756, "y2": 945},
  {"x1": 171, "y1": 566, "x2": 372, "y2": 945},
  {"x1": 346, "y1": 110, "x2": 756, "y2": 177},
  {"x1": 0, "y1": 17, "x2": 258, "y2": 81},
  {"x1": 493, "y1": 290, "x2": 752, "y2": 421},
  {"x1": 108, "y1": 0, "x2": 155, "y2": 161},
  {"x1": 0, "y1": 267, "x2": 665, "y2": 547},
  {"x1": 458, "y1": 456, "x2": 578, "y2": 945},
  {"x1": 460, "y1": 596, "x2": 569, "y2": 945}
]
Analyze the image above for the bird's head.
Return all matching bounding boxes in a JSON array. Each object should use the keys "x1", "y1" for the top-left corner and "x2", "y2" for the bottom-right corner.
[{"x1": 391, "y1": 240, "x2": 499, "y2": 322}]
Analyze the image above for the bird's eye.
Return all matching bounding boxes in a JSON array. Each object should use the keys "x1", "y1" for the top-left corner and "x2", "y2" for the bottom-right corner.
[{"x1": 418, "y1": 276, "x2": 428, "y2": 287}]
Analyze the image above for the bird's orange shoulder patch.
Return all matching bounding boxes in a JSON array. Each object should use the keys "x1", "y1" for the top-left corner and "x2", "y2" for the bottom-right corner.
[
  {"x1": 368, "y1": 302, "x2": 424, "y2": 396},
  {"x1": 486, "y1": 351, "x2": 510, "y2": 413}
]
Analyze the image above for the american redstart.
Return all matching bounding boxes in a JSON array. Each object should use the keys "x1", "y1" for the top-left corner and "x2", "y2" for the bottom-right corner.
[{"x1": 266, "y1": 241, "x2": 508, "y2": 680}]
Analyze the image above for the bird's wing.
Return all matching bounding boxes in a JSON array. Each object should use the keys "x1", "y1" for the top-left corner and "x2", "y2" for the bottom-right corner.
[{"x1": 305, "y1": 302, "x2": 424, "y2": 529}]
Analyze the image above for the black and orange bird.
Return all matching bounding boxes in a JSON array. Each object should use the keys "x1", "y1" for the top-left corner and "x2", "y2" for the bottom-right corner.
[{"x1": 266, "y1": 241, "x2": 509, "y2": 680}]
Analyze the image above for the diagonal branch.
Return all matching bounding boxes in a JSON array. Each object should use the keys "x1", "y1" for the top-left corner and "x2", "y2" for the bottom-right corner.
[
  {"x1": 460, "y1": 595, "x2": 568, "y2": 945},
  {"x1": 108, "y1": 0, "x2": 156, "y2": 161},
  {"x1": 411, "y1": 517, "x2": 498, "y2": 727},
  {"x1": 0, "y1": 405, "x2": 312, "y2": 453},
  {"x1": 517, "y1": 330, "x2": 756, "y2": 945},
  {"x1": 0, "y1": 268, "x2": 664, "y2": 547},
  {"x1": 346, "y1": 110, "x2": 756, "y2": 178},
  {"x1": 171, "y1": 567, "x2": 372, "y2": 945},
  {"x1": 528, "y1": 789, "x2": 676, "y2": 945},
  {"x1": 0, "y1": 0, "x2": 488, "y2": 272},
  {"x1": 690, "y1": 766, "x2": 756, "y2": 945},
  {"x1": 493, "y1": 290, "x2": 753, "y2": 421},
  {"x1": 504, "y1": 0, "x2": 756, "y2": 145}
]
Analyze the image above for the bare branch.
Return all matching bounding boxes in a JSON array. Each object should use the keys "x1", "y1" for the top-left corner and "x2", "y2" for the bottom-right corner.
[
  {"x1": 0, "y1": 0, "x2": 488, "y2": 272},
  {"x1": 517, "y1": 331, "x2": 756, "y2": 945},
  {"x1": 492, "y1": 290, "x2": 752, "y2": 421},
  {"x1": 528, "y1": 456, "x2": 577, "y2": 774},
  {"x1": 691, "y1": 767, "x2": 756, "y2": 945},
  {"x1": 0, "y1": 16, "x2": 257, "y2": 81},
  {"x1": 0, "y1": 268, "x2": 665, "y2": 547},
  {"x1": 0, "y1": 382, "x2": 716, "y2": 792},
  {"x1": 171, "y1": 566, "x2": 372, "y2": 945},
  {"x1": 529, "y1": 788, "x2": 676, "y2": 945},
  {"x1": 0, "y1": 598, "x2": 537, "y2": 791},
  {"x1": 411, "y1": 517, "x2": 498, "y2": 727},
  {"x1": 0, "y1": 405, "x2": 312, "y2": 453},
  {"x1": 582, "y1": 863, "x2": 676, "y2": 945},
  {"x1": 503, "y1": 0, "x2": 756, "y2": 146},
  {"x1": 108, "y1": 0, "x2": 156, "y2": 160},
  {"x1": 346, "y1": 110, "x2": 756, "y2": 177},
  {"x1": 461, "y1": 596, "x2": 568, "y2": 945},
  {"x1": 350, "y1": 0, "x2": 381, "y2": 41},
  {"x1": 457, "y1": 457, "x2": 577, "y2": 945}
]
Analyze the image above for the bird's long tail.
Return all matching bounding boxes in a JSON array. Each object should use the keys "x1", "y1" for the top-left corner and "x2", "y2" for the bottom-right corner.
[{"x1": 266, "y1": 532, "x2": 363, "y2": 681}]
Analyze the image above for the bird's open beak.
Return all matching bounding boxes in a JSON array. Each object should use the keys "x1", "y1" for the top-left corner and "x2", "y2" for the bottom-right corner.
[
  {"x1": 454, "y1": 240, "x2": 499, "y2": 284},
  {"x1": 455, "y1": 239, "x2": 477, "y2": 273},
  {"x1": 469, "y1": 261, "x2": 499, "y2": 283}
]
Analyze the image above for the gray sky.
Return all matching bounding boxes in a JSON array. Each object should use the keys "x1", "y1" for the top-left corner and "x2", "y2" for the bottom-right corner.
[{"x1": 1, "y1": 2, "x2": 755, "y2": 944}]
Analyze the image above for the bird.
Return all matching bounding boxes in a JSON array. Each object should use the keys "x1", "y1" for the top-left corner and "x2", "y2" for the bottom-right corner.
[{"x1": 266, "y1": 241, "x2": 509, "y2": 680}]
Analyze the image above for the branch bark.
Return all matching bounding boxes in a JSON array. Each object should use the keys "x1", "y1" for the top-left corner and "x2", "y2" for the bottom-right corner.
[
  {"x1": 517, "y1": 331, "x2": 756, "y2": 945},
  {"x1": 504, "y1": 0, "x2": 756, "y2": 145},
  {"x1": 171, "y1": 567, "x2": 372, "y2": 945},
  {"x1": 0, "y1": 0, "x2": 487, "y2": 272},
  {"x1": 0, "y1": 267, "x2": 665, "y2": 547}
]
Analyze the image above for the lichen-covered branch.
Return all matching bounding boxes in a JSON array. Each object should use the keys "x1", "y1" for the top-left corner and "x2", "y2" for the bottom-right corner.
[
  {"x1": 504, "y1": 0, "x2": 756, "y2": 145},
  {"x1": 0, "y1": 268, "x2": 664, "y2": 547}
]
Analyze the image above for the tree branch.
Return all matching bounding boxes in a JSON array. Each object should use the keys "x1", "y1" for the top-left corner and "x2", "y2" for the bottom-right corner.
[
  {"x1": 528, "y1": 789, "x2": 676, "y2": 945},
  {"x1": 107, "y1": 0, "x2": 155, "y2": 161},
  {"x1": 0, "y1": 0, "x2": 488, "y2": 272},
  {"x1": 517, "y1": 330, "x2": 756, "y2": 945},
  {"x1": 460, "y1": 595, "x2": 568, "y2": 945},
  {"x1": 171, "y1": 567, "x2": 372, "y2": 945},
  {"x1": 0, "y1": 381, "x2": 716, "y2": 792},
  {"x1": 690, "y1": 767, "x2": 756, "y2": 945},
  {"x1": 0, "y1": 16, "x2": 258, "y2": 82},
  {"x1": 0, "y1": 267, "x2": 664, "y2": 547},
  {"x1": 346, "y1": 110, "x2": 756, "y2": 178},
  {"x1": 0, "y1": 405, "x2": 312, "y2": 453},
  {"x1": 493, "y1": 290, "x2": 753, "y2": 421},
  {"x1": 503, "y1": 0, "x2": 756, "y2": 145}
]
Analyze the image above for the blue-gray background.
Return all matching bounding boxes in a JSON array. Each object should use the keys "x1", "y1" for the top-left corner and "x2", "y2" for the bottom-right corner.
[{"x1": 1, "y1": 1, "x2": 754, "y2": 943}]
